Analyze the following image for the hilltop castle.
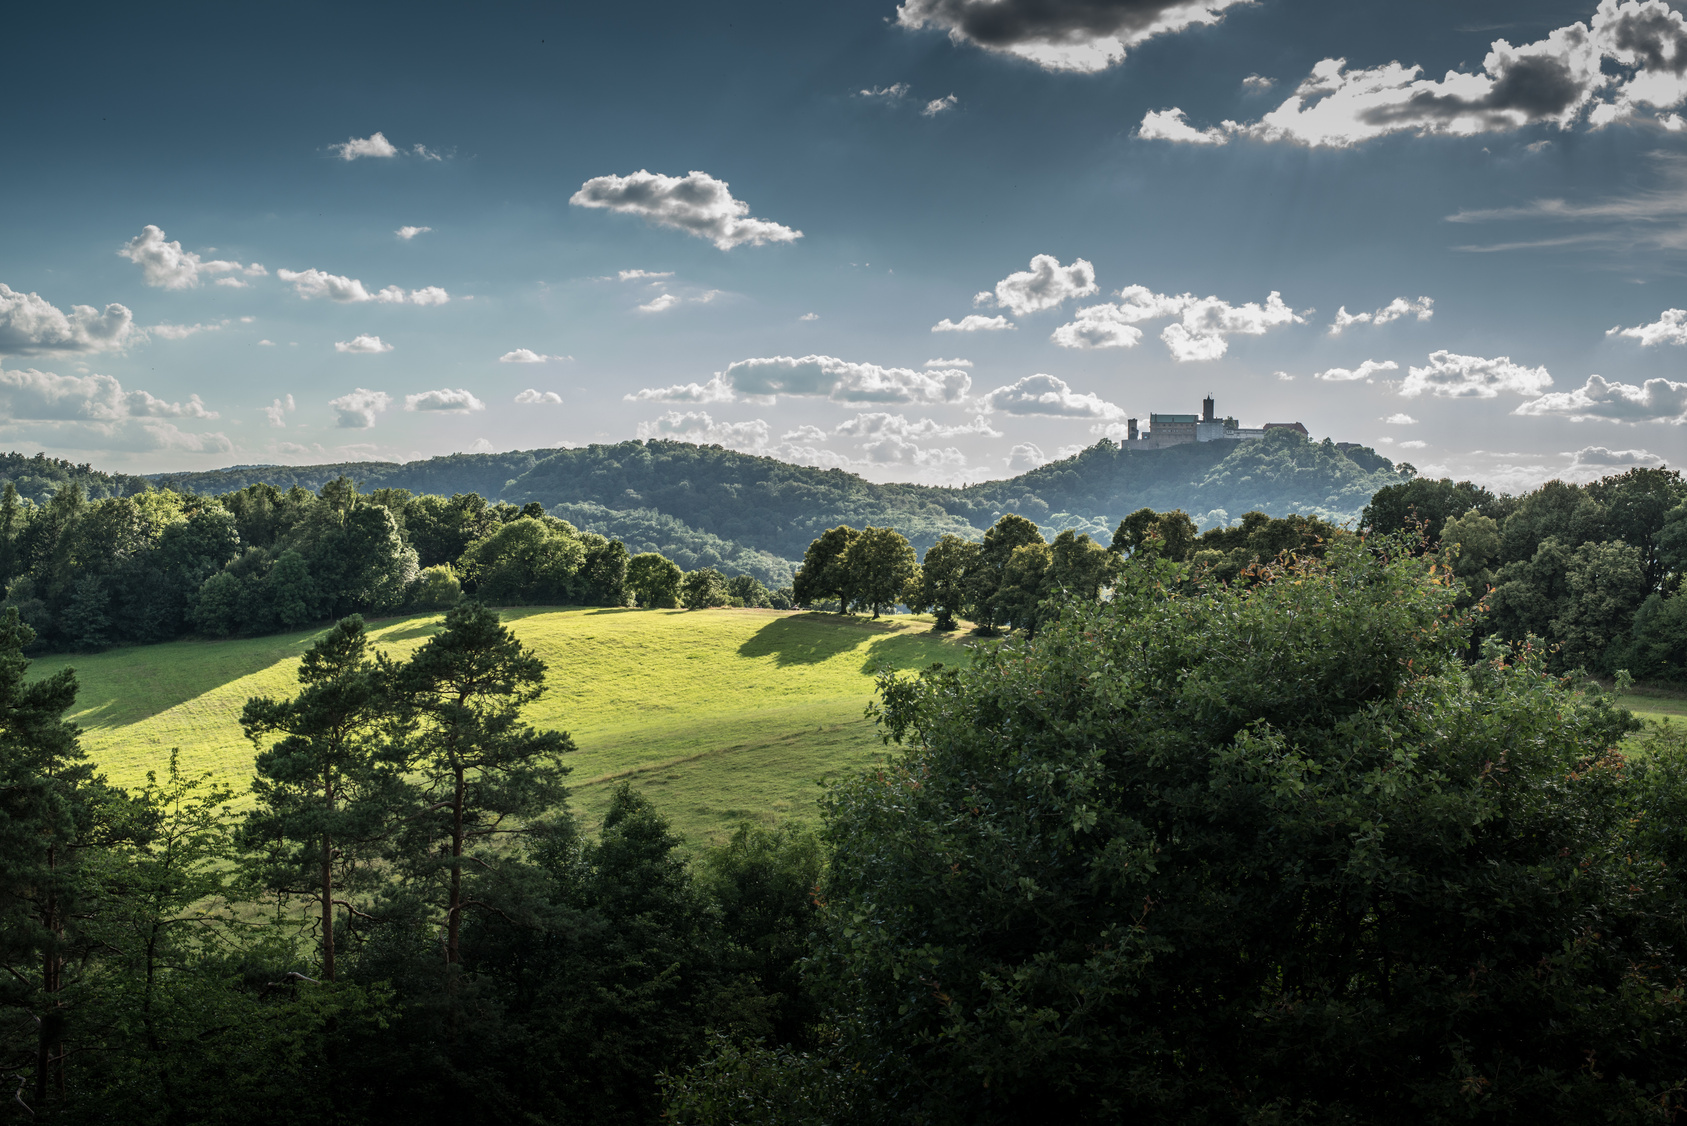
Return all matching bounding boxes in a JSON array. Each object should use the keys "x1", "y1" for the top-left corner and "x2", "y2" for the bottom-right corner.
[{"x1": 1122, "y1": 396, "x2": 1306, "y2": 450}]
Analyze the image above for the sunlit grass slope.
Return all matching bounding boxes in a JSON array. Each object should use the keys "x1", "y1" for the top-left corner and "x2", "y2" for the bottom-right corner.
[{"x1": 30, "y1": 608, "x2": 971, "y2": 846}]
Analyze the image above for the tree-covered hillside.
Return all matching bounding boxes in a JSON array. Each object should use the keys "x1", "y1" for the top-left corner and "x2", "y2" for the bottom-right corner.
[
  {"x1": 0, "y1": 451, "x2": 150, "y2": 504},
  {"x1": 148, "y1": 432, "x2": 1407, "y2": 572}
]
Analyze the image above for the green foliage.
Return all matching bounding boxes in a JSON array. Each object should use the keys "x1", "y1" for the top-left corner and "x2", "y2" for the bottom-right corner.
[
  {"x1": 966, "y1": 514, "x2": 1045, "y2": 633},
  {"x1": 661, "y1": 1034, "x2": 861, "y2": 1126},
  {"x1": 239, "y1": 617, "x2": 405, "y2": 979},
  {"x1": 792, "y1": 525, "x2": 861, "y2": 611},
  {"x1": 628, "y1": 551, "x2": 683, "y2": 608},
  {"x1": 840, "y1": 526, "x2": 919, "y2": 619},
  {"x1": 815, "y1": 540, "x2": 1682, "y2": 1123},
  {"x1": 726, "y1": 572, "x2": 772, "y2": 608},
  {"x1": 1374, "y1": 469, "x2": 1687, "y2": 679},
  {"x1": 390, "y1": 601, "x2": 574, "y2": 967},
  {"x1": 682, "y1": 567, "x2": 732, "y2": 610},
  {"x1": 458, "y1": 514, "x2": 588, "y2": 603},
  {"x1": 0, "y1": 607, "x2": 101, "y2": 1110},
  {"x1": 699, "y1": 822, "x2": 825, "y2": 1045},
  {"x1": 410, "y1": 562, "x2": 462, "y2": 610},
  {"x1": 910, "y1": 534, "x2": 978, "y2": 631}
]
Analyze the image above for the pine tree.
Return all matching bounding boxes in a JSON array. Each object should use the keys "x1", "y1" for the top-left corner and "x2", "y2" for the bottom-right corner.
[
  {"x1": 0, "y1": 608, "x2": 102, "y2": 1108},
  {"x1": 239, "y1": 615, "x2": 402, "y2": 980},
  {"x1": 394, "y1": 601, "x2": 573, "y2": 971}
]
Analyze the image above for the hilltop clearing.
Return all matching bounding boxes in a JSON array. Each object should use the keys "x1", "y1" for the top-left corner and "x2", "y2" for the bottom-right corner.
[{"x1": 31, "y1": 606, "x2": 968, "y2": 844}]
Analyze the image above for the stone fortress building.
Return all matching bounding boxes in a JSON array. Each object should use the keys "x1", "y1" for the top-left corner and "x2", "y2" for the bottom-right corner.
[{"x1": 1122, "y1": 397, "x2": 1307, "y2": 450}]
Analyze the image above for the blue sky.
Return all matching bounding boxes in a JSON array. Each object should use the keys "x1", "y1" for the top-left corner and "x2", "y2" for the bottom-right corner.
[{"x1": 3, "y1": 0, "x2": 1685, "y2": 489}]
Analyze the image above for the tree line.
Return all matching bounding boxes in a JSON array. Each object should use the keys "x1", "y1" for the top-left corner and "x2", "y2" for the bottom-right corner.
[
  {"x1": 790, "y1": 507, "x2": 1338, "y2": 635},
  {"x1": 0, "y1": 478, "x2": 795, "y2": 653},
  {"x1": 1363, "y1": 467, "x2": 1687, "y2": 682}
]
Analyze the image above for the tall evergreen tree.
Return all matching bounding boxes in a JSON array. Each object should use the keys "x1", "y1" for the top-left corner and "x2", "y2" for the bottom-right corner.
[
  {"x1": 239, "y1": 615, "x2": 401, "y2": 980},
  {"x1": 394, "y1": 601, "x2": 573, "y2": 970},
  {"x1": 0, "y1": 608, "x2": 102, "y2": 1109}
]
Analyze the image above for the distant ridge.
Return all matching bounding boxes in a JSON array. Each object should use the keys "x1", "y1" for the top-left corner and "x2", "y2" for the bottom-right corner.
[{"x1": 136, "y1": 433, "x2": 1406, "y2": 583}]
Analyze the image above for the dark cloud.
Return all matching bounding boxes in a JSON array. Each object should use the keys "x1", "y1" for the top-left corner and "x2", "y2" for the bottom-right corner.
[
  {"x1": 1363, "y1": 54, "x2": 1586, "y2": 127},
  {"x1": 1606, "y1": 5, "x2": 1687, "y2": 75},
  {"x1": 897, "y1": 0, "x2": 1243, "y2": 71}
]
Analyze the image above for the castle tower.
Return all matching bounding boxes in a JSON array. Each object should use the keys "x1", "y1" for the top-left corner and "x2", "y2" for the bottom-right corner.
[{"x1": 1202, "y1": 395, "x2": 1215, "y2": 422}]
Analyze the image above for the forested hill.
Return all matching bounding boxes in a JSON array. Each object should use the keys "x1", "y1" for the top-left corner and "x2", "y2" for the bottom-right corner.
[
  {"x1": 147, "y1": 431, "x2": 1407, "y2": 575},
  {"x1": 0, "y1": 452, "x2": 150, "y2": 504}
]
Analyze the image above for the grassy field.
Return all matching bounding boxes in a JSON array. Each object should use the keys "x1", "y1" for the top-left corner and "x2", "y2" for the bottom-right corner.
[
  {"x1": 1614, "y1": 688, "x2": 1687, "y2": 728},
  {"x1": 30, "y1": 608, "x2": 973, "y2": 847}
]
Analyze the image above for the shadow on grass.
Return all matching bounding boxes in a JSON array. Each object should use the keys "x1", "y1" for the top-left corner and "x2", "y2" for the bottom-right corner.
[
  {"x1": 737, "y1": 612, "x2": 903, "y2": 666},
  {"x1": 859, "y1": 632, "x2": 967, "y2": 675}
]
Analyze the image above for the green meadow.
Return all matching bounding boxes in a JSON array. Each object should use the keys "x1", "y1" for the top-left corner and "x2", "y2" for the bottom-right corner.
[{"x1": 30, "y1": 607, "x2": 973, "y2": 846}]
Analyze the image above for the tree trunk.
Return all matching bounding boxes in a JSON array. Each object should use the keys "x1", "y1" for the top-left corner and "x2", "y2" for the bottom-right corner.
[
  {"x1": 320, "y1": 830, "x2": 335, "y2": 981},
  {"x1": 446, "y1": 762, "x2": 465, "y2": 967},
  {"x1": 321, "y1": 769, "x2": 335, "y2": 981},
  {"x1": 36, "y1": 847, "x2": 60, "y2": 1106}
]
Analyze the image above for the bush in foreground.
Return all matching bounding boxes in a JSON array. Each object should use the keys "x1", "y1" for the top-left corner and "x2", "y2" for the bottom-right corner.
[{"x1": 753, "y1": 537, "x2": 1687, "y2": 1123}]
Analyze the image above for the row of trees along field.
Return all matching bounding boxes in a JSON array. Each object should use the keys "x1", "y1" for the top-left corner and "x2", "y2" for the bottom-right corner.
[
  {"x1": 1362, "y1": 467, "x2": 1687, "y2": 682},
  {"x1": 9, "y1": 538, "x2": 1687, "y2": 1123},
  {"x1": 790, "y1": 507, "x2": 1339, "y2": 636},
  {"x1": 0, "y1": 477, "x2": 800, "y2": 653}
]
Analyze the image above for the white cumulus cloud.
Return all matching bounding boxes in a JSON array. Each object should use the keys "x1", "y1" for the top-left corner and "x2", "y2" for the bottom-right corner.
[
  {"x1": 1056, "y1": 284, "x2": 1301, "y2": 360},
  {"x1": 263, "y1": 394, "x2": 295, "y2": 428},
  {"x1": 1570, "y1": 445, "x2": 1665, "y2": 468},
  {"x1": 1329, "y1": 296, "x2": 1434, "y2": 335},
  {"x1": 279, "y1": 268, "x2": 449, "y2": 305},
  {"x1": 1138, "y1": 107, "x2": 1228, "y2": 144},
  {"x1": 933, "y1": 314, "x2": 1015, "y2": 332},
  {"x1": 570, "y1": 169, "x2": 802, "y2": 250},
  {"x1": 800, "y1": 312, "x2": 819, "y2": 321},
  {"x1": 396, "y1": 226, "x2": 432, "y2": 239},
  {"x1": 329, "y1": 388, "x2": 392, "y2": 428},
  {"x1": 925, "y1": 356, "x2": 972, "y2": 367},
  {"x1": 923, "y1": 94, "x2": 959, "y2": 116},
  {"x1": 1314, "y1": 359, "x2": 1399, "y2": 382},
  {"x1": 1401, "y1": 350, "x2": 1554, "y2": 398},
  {"x1": 335, "y1": 335, "x2": 393, "y2": 354},
  {"x1": 636, "y1": 410, "x2": 772, "y2": 450},
  {"x1": 833, "y1": 411, "x2": 1001, "y2": 442},
  {"x1": 118, "y1": 226, "x2": 265, "y2": 290},
  {"x1": 639, "y1": 293, "x2": 680, "y2": 313},
  {"x1": 1384, "y1": 412, "x2": 1418, "y2": 424},
  {"x1": 0, "y1": 367, "x2": 216, "y2": 421},
  {"x1": 618, "y1": 269, "x2": 673, "y2": 281},
  {"x1": 1608, "y1": 307, "x2": 1687, "y2": 345},
  {"x1": 981, "y1": 373, "x2": 1126, "y2": 419},
  {"x1": 405, "y1": 388, "x2": 485, "y2": 413},
  {"x1": 1052, "y1": 303, "x2": 1146, "y2": 349},
  {"x1": 1512, "y1": 373, "x2": 1687, "y2": 421},
  {"x1": 1139, "y1": 2, "x2": 1687, "y2": 148},
  {"x1": 1004, "y1": 443, "x2": 1049, "y2": 472},
  {"x1": 981, "y1": 254, "x2": 1098, "y2": 315},
  {"x1": 500, "y1": 349, "x2": 568, "y2": 363},
  {"x1": 515, "y1": 389, "x2": 563, "y2": 404},
  {"x1": 628, "y1": 354, "x2": 972, "y2": 406},
  {"x1": 1161, "y1": 290, "x2": 1303, "y2": 361},
  {"x1": 896, "y1": 0, "x2": 1249, "y2": 73},
  {"x1": 0, "y1": 284, "x2": 137, "y2": 356},
  {"x1": 329, "y1": 132, "x2": 400, "y2": 160}
]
